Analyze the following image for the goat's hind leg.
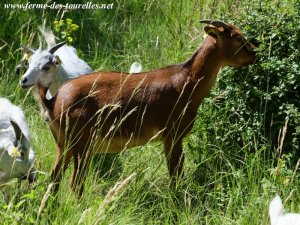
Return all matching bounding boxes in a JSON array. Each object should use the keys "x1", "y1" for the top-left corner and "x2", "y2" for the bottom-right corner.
[
  {"x1": 69, "y1": 150, "x2": 79, "y2": 192},
  {"x1": 50, "y1": 144, "x2": 73, "y2": 193},
  {"x1": 163, "y1": 137, "x2": 185, "y2": 182}
]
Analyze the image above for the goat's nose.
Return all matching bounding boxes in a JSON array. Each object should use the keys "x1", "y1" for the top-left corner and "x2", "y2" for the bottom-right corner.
[
  {"x1": 21, "y1": 77, "x2": 28, "y2": 84},
  {"x1": 15, "y1": 67, "x2": 20, "y2": 75}
]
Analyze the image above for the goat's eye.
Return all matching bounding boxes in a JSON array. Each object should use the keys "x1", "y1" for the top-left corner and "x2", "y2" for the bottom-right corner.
[
  {"x1": 235, "y1": 36, "x2": 243, "y2": 43},
  {"x1": 42, "y1": 65, "x2": 51, "y2": 71}
]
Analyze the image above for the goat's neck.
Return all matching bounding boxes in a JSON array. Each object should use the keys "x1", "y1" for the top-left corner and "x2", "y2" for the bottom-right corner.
[
  {"x1": 58, "y1": 66, "x2": 69, "y2": 82},
  {"x1": 35, "y1": 83, "x2": 53, "y2": 113},
  {"x1": 48, "y1": 66, "x2": 69, "y2": 96},
  {"x1": 185, "y1": 36, "x2": 224, "y2": 105}
]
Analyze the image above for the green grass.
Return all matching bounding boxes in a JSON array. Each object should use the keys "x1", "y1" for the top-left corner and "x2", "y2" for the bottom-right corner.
[{"x1": 0, "y1": 0, "x2": 300, "y2": 224}]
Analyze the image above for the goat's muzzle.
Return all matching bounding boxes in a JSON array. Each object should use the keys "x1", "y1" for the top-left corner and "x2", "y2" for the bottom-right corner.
[
  {"x1": 20, "y1": 77, "x2": 32, "y2": 89},
  {"x1": 15, "y1": 67, "x2": 21, "y2": 75}
]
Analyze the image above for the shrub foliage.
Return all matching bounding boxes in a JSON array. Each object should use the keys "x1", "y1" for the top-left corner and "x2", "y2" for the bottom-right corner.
[{"x1": 198, "y1": 0, "x2": 300, "y2": 161}]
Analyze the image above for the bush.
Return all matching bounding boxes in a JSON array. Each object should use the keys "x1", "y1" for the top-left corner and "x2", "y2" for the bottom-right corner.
[{"x1": 192, "y1": 0, "x2": 299, "y2": 164}]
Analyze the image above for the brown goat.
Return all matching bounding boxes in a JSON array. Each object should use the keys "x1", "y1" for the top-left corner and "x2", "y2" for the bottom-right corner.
[{"x1": 22, "y1": 20, "x2": 256, "y2": 195}]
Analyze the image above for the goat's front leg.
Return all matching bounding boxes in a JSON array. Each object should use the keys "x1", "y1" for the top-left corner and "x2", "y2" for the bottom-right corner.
[
  {"x1": 50, "y1": 145, "x2": 73, "y2": 193},
  {"x1": 163, "y1": 137, "x2": 184, "y2": 181}
]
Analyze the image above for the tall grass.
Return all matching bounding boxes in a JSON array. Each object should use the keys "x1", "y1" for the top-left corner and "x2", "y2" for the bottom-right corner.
[{"x1": 0, "y1": 0, "x2": 299, "y2": 224}]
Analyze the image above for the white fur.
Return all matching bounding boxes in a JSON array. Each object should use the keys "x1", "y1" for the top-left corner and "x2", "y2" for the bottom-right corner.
[
  {"x1": 0, "y1": 98, "x2": 35, "y2": 185},
  {"x1": 269, "y1": 195, "x2": 300, "y2": 225}
]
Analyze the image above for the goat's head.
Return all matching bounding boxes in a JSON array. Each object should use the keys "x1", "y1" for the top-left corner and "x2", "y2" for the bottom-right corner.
[
  {"x1": 0, "y1": 120, "x2": 30, "y2": 161},
  {"x1": 200, "y1": 20, "x2": 257, "y2": 67},
  {"x1": 0, "y1": 119, "x2": 36, "y2": 183},
  {"x1": 19, "y1": 42, "x2": 66, "y2": 89}
]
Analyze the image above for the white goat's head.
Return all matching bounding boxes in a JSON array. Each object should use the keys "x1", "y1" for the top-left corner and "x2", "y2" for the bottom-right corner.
[
  {"x1": 0, "y1": 119, "x2": 35, "y2": 183},
  {"x1": 0, "y1": 120, "x2": 28, "y2": 161},
  {"x1": 20, "y1": 42, "x2": 66, "y2": 88},
  {"x1": 16, "y1": 27, "x2": 57, "y2": 76}
]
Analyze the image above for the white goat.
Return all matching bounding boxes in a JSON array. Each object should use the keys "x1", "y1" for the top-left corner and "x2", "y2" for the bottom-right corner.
[
  {"x1": 269, "y1": 195, "x2": 300, "y2": 225},
  {"x1": 0, "y1": 98, "x2": 35, "y2": 185},
  {"x1": 17, "y1": 28, "x2": 142, "y2": 99},
  {"x1": 19, "y1": 28, "x2": 93, "y2": 99}
]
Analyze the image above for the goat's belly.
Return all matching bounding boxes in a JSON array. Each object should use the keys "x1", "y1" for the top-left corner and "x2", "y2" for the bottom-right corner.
[{"x1": 93, "y1": 129, "x2": 163, "y2": 153}]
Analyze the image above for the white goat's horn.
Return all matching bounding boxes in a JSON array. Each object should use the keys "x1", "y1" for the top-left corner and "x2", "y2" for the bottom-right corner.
[
  {"x1": 49, "y1": 41, "x2": 66, "y2": 54},
  {"x1": 38, "y1": 35, "x2": 43, "y2": 51},
  {"x1": 10, "y1": 119, "x2": 23, "y2": 141}
]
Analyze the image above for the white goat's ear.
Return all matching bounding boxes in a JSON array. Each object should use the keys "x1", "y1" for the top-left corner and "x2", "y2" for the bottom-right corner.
[
  {"x1": 53, "y1": 55, "x2": 62, "y2": 65},
  {"x1": 10, "y1": 119, "x2": 23, "y2": 141},
  {"x1": 21, "y1": 45, "x2": 35, "y2": 56}
]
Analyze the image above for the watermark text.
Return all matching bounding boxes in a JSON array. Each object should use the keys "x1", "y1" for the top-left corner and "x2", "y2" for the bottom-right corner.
[{"x1": 4, "y1": 2, "x2": 114, "y2": 11}]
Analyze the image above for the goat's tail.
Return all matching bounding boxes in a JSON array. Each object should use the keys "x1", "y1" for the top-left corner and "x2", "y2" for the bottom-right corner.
[
  {"x1": 37, "y1": 83, "x2": 54, "y2": 112},
  {"x1": 129, "y1": 62, "x2": 142, "y2": 74},
  {"x1": 269, "y1": 195, "x2": 284, "y2": 225}
]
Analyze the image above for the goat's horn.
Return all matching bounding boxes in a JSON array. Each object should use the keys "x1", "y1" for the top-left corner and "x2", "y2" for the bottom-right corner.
[
  {"x1": 10, "y1": 119, "x2": 23, "y2": 141},
  {"x1": 199, "y1": 19, "x2": 212, "y2": 24},
  {"x1": 38, "y1": 35, "x2": 43, "y2": 51},
  {"x1": 49, "y1": 41, "x2": 66, "y2": 54},
  {"x1": 211, "y1": 20, "x2": 228, "y2": 28},
  {"x1": 200, "y1": 19, "x2": 228, "y2": 29}
]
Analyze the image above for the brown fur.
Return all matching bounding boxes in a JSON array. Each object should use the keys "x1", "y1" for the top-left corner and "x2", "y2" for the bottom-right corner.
[{"x1": 36, "y1": 23, "x2": 256, "y2": 195}]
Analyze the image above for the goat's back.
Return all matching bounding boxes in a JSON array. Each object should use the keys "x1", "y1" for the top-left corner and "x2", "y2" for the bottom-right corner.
[
  {"x1": 49, "y1": 68, "x2": 195, "y2": 152},
  {"x1": 55, "y1": 45, "x2": 92, "y2": 77}
]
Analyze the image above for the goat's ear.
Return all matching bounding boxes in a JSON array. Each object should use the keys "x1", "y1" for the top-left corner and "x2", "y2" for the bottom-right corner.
[
  {"x1": 204, "y1": 26, "x2": 224, "y2": 39},
  {"x1": 21, "y1": 45, "x2": 35, "y2": 56},
  {"x1": 53, "y1": 55, "x2": 62, "y2": 65}
]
